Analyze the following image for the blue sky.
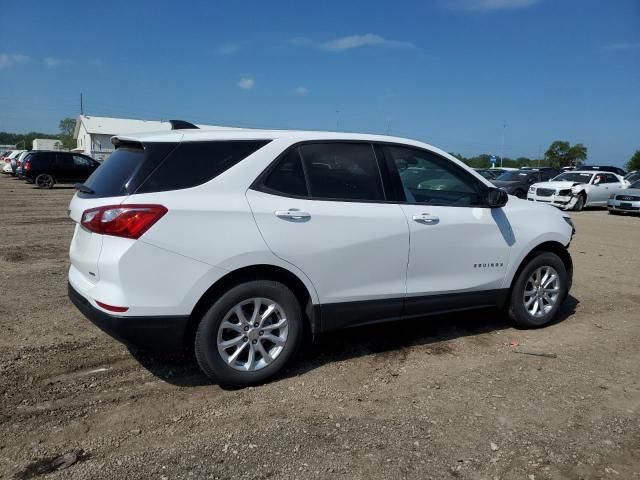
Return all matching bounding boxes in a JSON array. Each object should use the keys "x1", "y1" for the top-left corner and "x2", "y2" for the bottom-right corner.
[{"x1": 1, "y1": 0, "x2": 638, "y2": 165}]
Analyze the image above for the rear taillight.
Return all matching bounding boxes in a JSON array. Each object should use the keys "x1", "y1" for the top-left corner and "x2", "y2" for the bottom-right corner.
[
  {"x1": 80, "y1": 204, "x2": 167, "y2": 239},
  {"x1": 16, "y1": 160, "x2": 21, "y2": 167},
  {"x1": 24, "y1": 160, "x2": 31, "y2": 171}
]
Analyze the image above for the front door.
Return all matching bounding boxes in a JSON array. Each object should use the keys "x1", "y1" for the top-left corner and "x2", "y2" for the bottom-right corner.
[
  {"x1": 383, "y1": 145, "x2": 511, "y2": 316},
  {"x1": 246, "y1": 143, "x2": 409, "y2": 328}
]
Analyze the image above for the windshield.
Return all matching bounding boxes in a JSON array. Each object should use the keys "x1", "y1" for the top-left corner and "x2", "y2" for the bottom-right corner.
[
  {"x1": 630, "y1": 180, "x2": 640, "y2": 189},
  {"x1": 496, "y1": 171, "x2": 532, "y2": 181},
  {"x1": 551, "y1": 172, "x2": 593, "y2": 183}
]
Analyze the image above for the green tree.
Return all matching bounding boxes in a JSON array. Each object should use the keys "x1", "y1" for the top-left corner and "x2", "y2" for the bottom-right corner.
[
  {"x1": 544, "y1": 141, "x2": 587, "y2": 168},
  {"x1": 626, "y1": 150, "x2": 640, "y2": 172},
  {"x1": 58, "y1": 118, "x2": 77, "y2": 150}
]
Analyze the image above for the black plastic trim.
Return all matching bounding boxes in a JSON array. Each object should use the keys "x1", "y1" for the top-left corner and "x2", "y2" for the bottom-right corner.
[
  {"x1": 170, "y1": 119, "x2": 199, "y2": 130},
  {"x1": 320, "y1": 289, "x2": 509, "y2": 332},
  {"x1": 68, "y1": 283, "x2": 189, "y2": 352}
]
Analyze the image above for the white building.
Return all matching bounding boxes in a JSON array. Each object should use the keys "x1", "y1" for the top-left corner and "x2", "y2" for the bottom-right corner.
[
  {"x1": 73, "y1": 115, "x2": 240, "y2": 162},
  {"x1": 33, "y1": 138, "x2": 63, "y2": 151}
]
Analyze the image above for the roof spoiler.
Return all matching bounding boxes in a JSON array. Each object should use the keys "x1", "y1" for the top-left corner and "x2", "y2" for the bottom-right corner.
[{"x1": 169, "y1": 120, "x2": 199, "y2": 130}]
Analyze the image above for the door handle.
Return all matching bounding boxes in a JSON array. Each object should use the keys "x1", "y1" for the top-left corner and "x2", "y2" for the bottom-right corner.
[
  {"x1": 275, "y1": 209, "x2": 311, "y2": 220},
  {"x1": 412, "y1": 213, "x2": 439, "y2": 224}
]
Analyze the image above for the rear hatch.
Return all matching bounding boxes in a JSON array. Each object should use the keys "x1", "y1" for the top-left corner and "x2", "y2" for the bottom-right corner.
[{"x1": 69, "y1": 141, "x2": 177, "y2": 283}]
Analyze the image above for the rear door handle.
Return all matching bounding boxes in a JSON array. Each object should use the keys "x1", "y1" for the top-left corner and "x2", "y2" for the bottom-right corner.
[
  {"x1": 275, "y1": 209, "x2": 311, "y2": 220},
  {"x1": 412, "y1": 213, "x2": 439, "y2": 224}
]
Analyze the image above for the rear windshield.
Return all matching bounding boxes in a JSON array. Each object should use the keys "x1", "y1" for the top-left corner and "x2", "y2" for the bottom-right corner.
[
  {"x1": 80, "y1": 140, "x2": 270, "y2": 198},
  {"x1": 551, "y1": 172, "x2": 593, "y2": 183},
  {"x1": 496, "y1": 171, "x2": 532, "y2": 181}
]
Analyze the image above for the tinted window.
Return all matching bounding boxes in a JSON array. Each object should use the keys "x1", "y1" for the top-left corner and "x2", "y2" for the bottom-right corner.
[
  {"x1": 263, "y1": 148, "x2": 308, "y2": 197},
  {"x1": 31, "y1": 152, "x2": 55, "y2": 165},
  {"x1": 388, "y1": 146, "x2": 484, "y2": 206},
  {"x1": 603, "y1": 174, "x2": 619, "y2": 184},
  {"x1": 82, "y1": 145, "x2": 147, "y2": 197},
  {"x1": 137, "y1": 140, "x2": 269, "y2": 194},
  {"x1": 299, "y1": 143, "x2": 384, "y2": 201},
  {"x1": 496, "y1": 171, "x2": 533, "y2": 181},
  {"x1": 54, "y1": 153, "x2": 73, "y2": 167},
  {"x1": 73, "y1": 155, "x2": 93, "y2": 167}
]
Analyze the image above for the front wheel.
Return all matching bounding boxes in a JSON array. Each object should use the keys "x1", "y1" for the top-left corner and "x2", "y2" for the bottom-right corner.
[
  {"x1": 572, "y1": 194, "x2": 585, "y2": 211},
  {"x1": 508, "y1": 252, "x2": 568, "y2": 328},
  {"x1": 195, "y1": 280, "x2": 303, "y2": 386}
]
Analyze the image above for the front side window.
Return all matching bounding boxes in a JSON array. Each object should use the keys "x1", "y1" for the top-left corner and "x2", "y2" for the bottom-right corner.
[
  {"x1": 387, "y1": 146, "x2": 484, "y2": 206},
  {"x1": 73, "y1": 155, "x2": 92, "y2": 167},
  {"x1": 603, "y1": 173, "x2": 619, "y2": 184},
  {"x1": 299, "y1": 143, "x2": 384, "y2": 201}
]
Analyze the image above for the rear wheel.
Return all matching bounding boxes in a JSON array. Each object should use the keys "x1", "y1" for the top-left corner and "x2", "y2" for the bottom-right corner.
[
  {"x1": 508, "y1": 252, "x2": 568, "y2": 328},
  {"x1": 195, "y1": 280, "x2": 302, "y2": 386},
  {"x1": 35, "y1": 173, "x2": 55, "y2": 189},
  {"x1": 572, "y1": 194, "x2": 585, "y2": 211}
]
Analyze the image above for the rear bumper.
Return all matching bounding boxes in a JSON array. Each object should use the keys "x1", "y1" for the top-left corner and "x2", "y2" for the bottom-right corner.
[{"x1": 68, "y1": 282, "x2": 189, "y2": 352}]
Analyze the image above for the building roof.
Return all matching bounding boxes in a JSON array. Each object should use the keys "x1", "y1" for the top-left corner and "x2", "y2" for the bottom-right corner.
[{"x1": 73, "y1": 115, "x2": 241, "y2": 138}]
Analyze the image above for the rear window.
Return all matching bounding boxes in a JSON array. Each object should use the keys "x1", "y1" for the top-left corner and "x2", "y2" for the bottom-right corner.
[{"x1": 136, "y1": 140, "x2": 270, "y2": 194}]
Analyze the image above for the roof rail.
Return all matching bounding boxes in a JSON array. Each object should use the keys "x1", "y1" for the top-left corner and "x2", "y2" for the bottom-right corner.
[{"x1": 169, "y1": 120, "x2": 199, "y2": 130}]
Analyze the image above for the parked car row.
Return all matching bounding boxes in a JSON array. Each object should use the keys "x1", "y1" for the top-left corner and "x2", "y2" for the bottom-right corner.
[{"x1": 1, "y1": 150, "x2": 100, "y2": 188}]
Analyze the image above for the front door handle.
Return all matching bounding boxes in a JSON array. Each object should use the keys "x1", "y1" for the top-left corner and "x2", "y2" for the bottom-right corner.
[
  {"x1": 275, "y1": 209, "x2": 311, "y2": 220},
  {"x1": 412, "y1": 213, "x2": 439, "y2": 224}
]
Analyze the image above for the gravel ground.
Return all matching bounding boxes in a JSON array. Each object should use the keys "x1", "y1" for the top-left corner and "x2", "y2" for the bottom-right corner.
[{"x1": 0, "y1": 175, "x2": 638, "y2": 480}]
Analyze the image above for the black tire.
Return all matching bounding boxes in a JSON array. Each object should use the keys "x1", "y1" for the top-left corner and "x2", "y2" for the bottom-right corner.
[
  {"x1": 508, "y1": 252, "x2": 568, "y2": 328},
  {"x1": 572, "y1": 194, "x2": 585, "y2": 211},
  {"x1": 35, "y1": 173, "x2": 55, "y2": 189},
  {"x1": 195, "y1": 280, "x2": 303, "y2": 386},
  {"x1": 608, "y1": 210, "x2": 619, "y2": 215}
]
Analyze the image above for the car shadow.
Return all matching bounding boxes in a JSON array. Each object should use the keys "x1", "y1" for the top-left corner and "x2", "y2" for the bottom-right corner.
[
  {"x1": 29, "y1": 185, "x2": 76, "y2": 190},
  {"x1": 129, "y1": 295, "x2": 579, "y2": 388}
]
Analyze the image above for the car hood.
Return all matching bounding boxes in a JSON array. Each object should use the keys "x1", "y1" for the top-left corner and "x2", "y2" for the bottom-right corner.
[
  {"x1": 532, "y1": 181, "x2": 584, "y2": 189},
  {"x1": 615, "y1": 188, "x2": 640, "y2": 196}
]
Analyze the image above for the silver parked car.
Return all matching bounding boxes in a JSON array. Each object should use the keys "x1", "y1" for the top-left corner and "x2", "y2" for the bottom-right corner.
[{"x1": 608, "y1": 179, "x2": 640, "y2": 215}]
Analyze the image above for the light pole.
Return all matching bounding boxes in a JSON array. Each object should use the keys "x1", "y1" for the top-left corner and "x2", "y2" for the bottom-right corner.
[{"x1": 500, "y1": 123, "x2": 506, "y2": 168}]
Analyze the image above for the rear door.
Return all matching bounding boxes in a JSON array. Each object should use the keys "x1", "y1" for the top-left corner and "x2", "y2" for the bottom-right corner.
[
  {"x1": 246, "y1": 142, "x2": 409, "y2": 329},
  {"x1": 55, "y1": 153, "x2": 75, "y2": 181}
]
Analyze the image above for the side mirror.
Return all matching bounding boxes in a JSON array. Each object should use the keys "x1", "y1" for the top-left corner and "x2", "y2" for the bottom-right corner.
[{"x1": 486, "y1": 187, "x2": 508, "y2": 208}]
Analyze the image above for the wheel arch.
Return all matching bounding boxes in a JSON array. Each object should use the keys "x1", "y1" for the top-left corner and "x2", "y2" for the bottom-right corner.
[
  {"x1": 507, "y1": 241, "x2": 573, "y2": 301},
  {"x1": 184, "y1": 264, "x2": 318, "y2": 349}
]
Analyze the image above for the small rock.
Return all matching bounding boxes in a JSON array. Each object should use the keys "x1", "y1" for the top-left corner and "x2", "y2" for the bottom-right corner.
[
  {"x1": 490, "y1": 442, "x2": 499, "y2": 451},
  {"x1": 51, "y1": 451, "x2": 79, "y2": 471}
]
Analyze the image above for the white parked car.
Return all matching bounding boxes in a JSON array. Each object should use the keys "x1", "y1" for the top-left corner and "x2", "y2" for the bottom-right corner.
[
  {"x1": 2, "y1": 150, "x2": 25, "y2": 174},
  {"x1": 527, "y1": 170, "x2": 626, "y2": 211},
  {"x1": 68, "y1": 126, "x2": 575, "y2": 386}
]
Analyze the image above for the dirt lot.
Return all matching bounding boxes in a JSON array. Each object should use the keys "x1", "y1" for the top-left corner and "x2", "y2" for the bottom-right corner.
[{"x1": 0, "y1": 175, "x2": 638, "y2": 480}]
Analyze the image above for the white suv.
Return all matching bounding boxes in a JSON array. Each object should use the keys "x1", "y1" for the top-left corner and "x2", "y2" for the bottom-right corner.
[{"x1": 68, "y1": 125, "x2": 574, "y2": 386}]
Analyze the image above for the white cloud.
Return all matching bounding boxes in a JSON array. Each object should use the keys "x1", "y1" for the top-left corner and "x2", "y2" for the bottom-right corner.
[
  {"x1": 291, "y1": 34, "x2": 414, "y2": 52},
  {"x1": 600, "y1": 42, "x2": 640, "y2": 52},
  {"x1": 216, "y1": 43, "x2": 242, "y2": 55},
  {"x1": 43, "y1": 57, "x2": 73, "y2": 67},
  {"x1": 446, "y1": 0, "x2": 540, "y2": 12},
  {"x1": 294, "y1": 86, "x2": 308, "y2": 95},
  {"x1": 0, "y1": 53, "x2": 29, "y2": 68},
  {"x1": 238, "y1": 77, "x2": 255, "y2": 89}
]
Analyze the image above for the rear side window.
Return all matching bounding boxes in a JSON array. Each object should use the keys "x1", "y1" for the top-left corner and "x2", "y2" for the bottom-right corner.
[
  {"x1": 299, "y1": 143, "x2": 384, "y2": 201},
  {"x1": 82, "y1": 146, "x2": 146, "y2": 197},
  {"x1": 263, "y1": 148, "x2": 308, "y2": 197},
  {"x1": 137, "y1": 140, "x2": 270, "y2": 194},
  {"x1": 32, "y1": 152, "x2": 54, "y2": 166}
]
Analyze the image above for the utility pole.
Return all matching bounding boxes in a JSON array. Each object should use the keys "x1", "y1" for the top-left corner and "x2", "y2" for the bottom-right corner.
[
  {"x1": 335, "y1": 110, "x2": 340, "y2": 130},
  {"x1": 80, "y1": 93, "x2": 84, "y2": 115},
  {"x1": 500, "y1": 123, "x2": 506, "y2": 168}
]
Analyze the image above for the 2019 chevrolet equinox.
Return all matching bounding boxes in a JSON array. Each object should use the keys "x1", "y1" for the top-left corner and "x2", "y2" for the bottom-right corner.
[{"x1": 68, "y1": 124, "x2": 574, "y2": 386}]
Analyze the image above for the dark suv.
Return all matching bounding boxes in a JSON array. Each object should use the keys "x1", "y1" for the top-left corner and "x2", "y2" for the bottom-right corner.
[
  {"x1": 21, "y1": 151, "x2": 100, "y2": 188},
  {"x1": 491, "y1": 169, "x2": 559, "y2": 198}
]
